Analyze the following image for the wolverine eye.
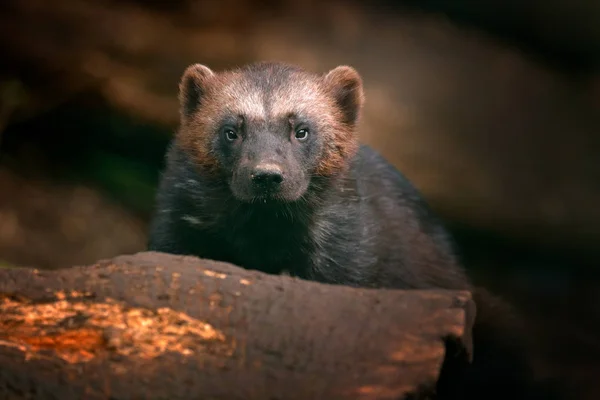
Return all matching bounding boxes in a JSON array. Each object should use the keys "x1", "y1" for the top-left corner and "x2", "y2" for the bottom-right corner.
[
  {"x1": 295, "y1": 128, "x2": 309, "y2": 141},
  {"x1": 224, "y1": 128, "x2": 238, "y2": 142}
]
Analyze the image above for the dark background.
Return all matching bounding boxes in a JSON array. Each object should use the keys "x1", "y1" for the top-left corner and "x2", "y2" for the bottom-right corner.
[{"x1": 0, "y1": 0, "x2": 598, "y2": 398}]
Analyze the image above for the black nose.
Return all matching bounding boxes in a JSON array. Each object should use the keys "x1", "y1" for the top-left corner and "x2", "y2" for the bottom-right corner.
[{"x1": 251, "y1": 163, "x2": 284, "y2": 188}]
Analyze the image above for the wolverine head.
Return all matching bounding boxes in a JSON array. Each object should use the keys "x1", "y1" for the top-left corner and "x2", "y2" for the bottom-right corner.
[{"x1": 176, "y1": 62, "x2": 364, "y2": 203}]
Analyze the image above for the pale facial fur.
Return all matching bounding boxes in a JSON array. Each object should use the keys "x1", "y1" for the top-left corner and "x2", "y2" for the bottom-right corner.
[{"x1": 176, "y1": 62, "x2": 364, "y2": 203}]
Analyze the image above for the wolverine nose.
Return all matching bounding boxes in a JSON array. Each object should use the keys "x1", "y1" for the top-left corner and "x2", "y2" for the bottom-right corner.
[{"x1": 251, "y1": 163, "x2": 284, "y2": 188}]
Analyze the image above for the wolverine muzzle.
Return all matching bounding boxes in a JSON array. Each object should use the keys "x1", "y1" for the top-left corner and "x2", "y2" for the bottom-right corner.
[{"x1": 251, "y1": 162, "x2": 284, "y2": 191}]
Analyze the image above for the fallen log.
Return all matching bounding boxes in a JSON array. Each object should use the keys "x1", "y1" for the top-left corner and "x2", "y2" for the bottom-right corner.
[{"x1": 0, "y1": 252, "x2": 475, "y2": 400}]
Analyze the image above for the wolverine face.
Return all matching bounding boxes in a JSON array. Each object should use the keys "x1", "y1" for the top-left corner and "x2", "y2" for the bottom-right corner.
[
  {"x1": 212, "y1": 110, "x2": 318, "y2": 202},
  {"x1": 177, "y1": 62, "x2": 364, "y2": 203}
]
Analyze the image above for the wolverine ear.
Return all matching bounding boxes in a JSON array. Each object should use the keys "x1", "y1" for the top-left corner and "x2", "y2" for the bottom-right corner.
[
  {"x1": 322, "y1": 65, "x2": 364, "y2": 126},
  {"x1": 179, "y1": 63, "x2": 215, "y2": 118}
]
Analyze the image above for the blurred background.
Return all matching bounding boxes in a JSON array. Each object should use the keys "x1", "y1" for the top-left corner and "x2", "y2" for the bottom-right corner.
[{"x1": 0, "y1": 0, "x2": 598, "y2": 397}]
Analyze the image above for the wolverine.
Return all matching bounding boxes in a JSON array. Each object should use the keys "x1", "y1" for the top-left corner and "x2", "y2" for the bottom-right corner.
[
  {"x1": 148, "y1": 62, "x2": 555, "y2": 399},
  {"x1": 149, "y1": 62, "x2": 470, "y2": 289}
]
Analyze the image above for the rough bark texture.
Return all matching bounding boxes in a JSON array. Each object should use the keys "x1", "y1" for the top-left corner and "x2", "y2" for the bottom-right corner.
[{"x1": 0, "y1": 252, "x2": 474, "y2": 400}]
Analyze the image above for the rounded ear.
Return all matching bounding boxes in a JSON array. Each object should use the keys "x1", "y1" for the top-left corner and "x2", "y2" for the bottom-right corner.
[
  {"x1": 179, "y1": 64, "x2": 215, "y2": 118},
  {"x1": 322, "y1": 65, "x2": 364, "y2": 126}
]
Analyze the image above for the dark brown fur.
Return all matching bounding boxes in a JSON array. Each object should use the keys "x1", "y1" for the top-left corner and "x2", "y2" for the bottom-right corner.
[{"x1": 149, "y1": 62, "x2": 561, "y2": 399}]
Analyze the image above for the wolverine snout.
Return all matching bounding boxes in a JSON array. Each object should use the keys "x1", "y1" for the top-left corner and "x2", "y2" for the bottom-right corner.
[{"x1": 251, "y1": 162, "x2": 284, "y2": 189}]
